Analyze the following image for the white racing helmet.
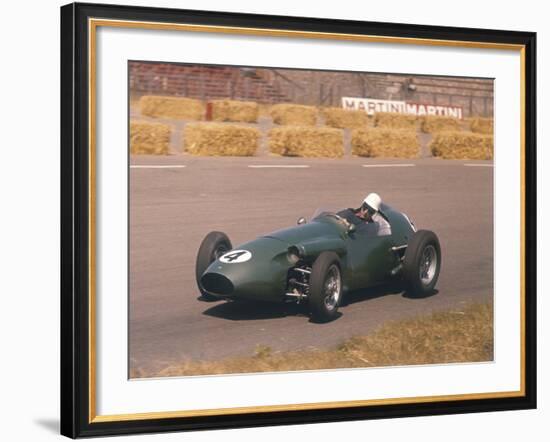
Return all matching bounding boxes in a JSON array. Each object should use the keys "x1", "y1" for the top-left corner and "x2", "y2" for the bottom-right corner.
[{"x1": 362, "y1": 193, "x2": 382, "y2": 213}]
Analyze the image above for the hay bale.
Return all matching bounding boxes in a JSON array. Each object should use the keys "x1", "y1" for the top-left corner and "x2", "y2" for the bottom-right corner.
[
  {"x1": 420, "y1": 115, "x2": 462, "y2": 133},
  {"x1": 322, "y1": 107, "x2": 368, "y2": 129},
  {"x1": 211, "y1": 99, "x2": 259, "y2": 123},
  {"x1": 430, "y1": 131, "x2": 493, "y2": 160},
  {"x1": 183, "y1": 123, "x2": 259, "y2": 156},
  {"x1": 269, "y1": 126, "x2": 343, "y2": 158},
  {"x1": 351, "y1": 128, "x2": 420, "y2": 158},
  {"x1": 374, "y1": 112, "x2": 417, "y2": 130},
  {"x1": 130, "y1": 120, "x2": 171, "y2": 155},
  {"x1": 139, "y1": 95, "x2": 204, "y2": 120},
  {"x1": 470, "y1": 117, "x2": 494, "y2": 135},
  {"x1": 270, "y1": 104, "x2": 317, "y2": 126}
]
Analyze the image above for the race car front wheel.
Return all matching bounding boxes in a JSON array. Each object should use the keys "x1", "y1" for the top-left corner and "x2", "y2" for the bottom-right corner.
[
  {"x1": 309, "y1": 252, "x2": 342, "y2": 322},
  {"x1": 402, "y1": 230, "x2": 441, "y2": 296},
  {"x1": 195, "y1": 231, "x2": 232, "y2": 301}
]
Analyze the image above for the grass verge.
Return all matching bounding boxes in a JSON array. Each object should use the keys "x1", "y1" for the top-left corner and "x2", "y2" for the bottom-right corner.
[{"x1": 132, "y1": 302, "x2": 493, "y2": 378}]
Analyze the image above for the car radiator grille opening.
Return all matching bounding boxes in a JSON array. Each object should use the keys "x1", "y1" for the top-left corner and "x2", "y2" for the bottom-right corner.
[{"x1": 201, "y1": 273, "x2": 234, "y2": 296}]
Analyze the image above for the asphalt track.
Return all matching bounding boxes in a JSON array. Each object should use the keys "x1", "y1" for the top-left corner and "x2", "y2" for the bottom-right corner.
[{"x1": 129, "y1": 156, "x2": 493, "y2": 374}]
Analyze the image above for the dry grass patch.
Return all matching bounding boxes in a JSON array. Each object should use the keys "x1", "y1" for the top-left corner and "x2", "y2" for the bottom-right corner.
[
  {"x1": 431, "y1": 131, "x2": 493, "y2": 160},
  {"x1": 130, "y1": 120, "x2": 171, "y2": 155},
  {"x1": 139, "y1": 95, "x2": 205, "y2": 120},
  {"x1": 270, "y1": 104, "x2": 318, "y2": 126},
  {"x1": 322, "y1": 107, "x2": 368, "y2": 129},
  {"x1": 132, "y1": 303, "x2": 493, "y2": 378},
  {"x1": 184, "y1": 123, "x2": 259, "y2": 156},
  {"x1": 352, "y1": 128, "x2": 419, "y2": 158},
  {"x1": 269, "y1": 126, "x2": 344, "y2": 158},
  {"x1": 421, "y1": 115, "x2": 462, "y2": 133},
  {"x1": 470, "y1": 117, "x2": 494, "y2": 135},
  {"x1": 374, "y1": 112, "x2": 417, "y2": 130},
  {"x1": 211, "y1": 99, "x2": 259, "y2": 123}
]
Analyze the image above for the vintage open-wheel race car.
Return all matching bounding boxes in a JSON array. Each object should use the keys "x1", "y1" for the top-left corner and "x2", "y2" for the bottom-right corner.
[{"x1": 195, "y1": 202, "x2": 441, "y2": 322}]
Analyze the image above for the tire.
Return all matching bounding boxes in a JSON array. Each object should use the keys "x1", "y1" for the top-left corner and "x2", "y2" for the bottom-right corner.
[
  {"x1": 308, "y1": 252, "x2": 343, "y2": 322},
  {"x1": 402, "y1": 230, "x2": 441, "y2": 296},
  {"x1": 195, "y1": 231, "x2": 232, "y2": 300}
]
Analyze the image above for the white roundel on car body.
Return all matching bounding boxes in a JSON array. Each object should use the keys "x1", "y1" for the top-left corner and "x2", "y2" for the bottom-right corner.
[{"x1": 219, "y1": 249, "x2": 252, "y2": 263}]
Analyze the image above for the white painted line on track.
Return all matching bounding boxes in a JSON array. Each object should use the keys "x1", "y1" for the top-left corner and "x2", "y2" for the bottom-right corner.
[
  {"x1": 247, "y1": 165, "x2": 310, "y2": 168},
  {"x1": 464, "y1": 163, "x2": 494, "y2": 167},
  {"x1": 362, "y1": 163, "x2": 415, "y2": 168},
  {"x1": 130, "y1": 165, "x2": 187, "y2": 169}
]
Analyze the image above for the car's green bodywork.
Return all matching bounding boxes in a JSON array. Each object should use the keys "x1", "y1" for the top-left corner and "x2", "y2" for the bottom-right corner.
[{"x1": 200, "y1": 204, "x2": 416, "y2": 302}]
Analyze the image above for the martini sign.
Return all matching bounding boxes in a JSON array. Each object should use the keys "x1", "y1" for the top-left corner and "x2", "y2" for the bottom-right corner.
[{"x1": 342, "y1": 97, "x2": 463, "y2": 119}]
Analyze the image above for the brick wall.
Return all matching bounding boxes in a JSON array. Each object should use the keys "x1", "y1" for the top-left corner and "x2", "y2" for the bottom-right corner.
[{"x1": 129, "y1": 62, "x2": 493, "y2": 118}]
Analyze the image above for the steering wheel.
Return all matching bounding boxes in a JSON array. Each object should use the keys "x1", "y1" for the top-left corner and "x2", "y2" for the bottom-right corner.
[{"x1": 325, "y1": 212, "x2": 352, "y2": 229}]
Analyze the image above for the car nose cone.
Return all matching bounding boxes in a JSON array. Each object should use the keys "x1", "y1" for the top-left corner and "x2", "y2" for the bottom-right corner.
[{"x1": 201, "y1": 272, "x2": 234, "y2": 296}]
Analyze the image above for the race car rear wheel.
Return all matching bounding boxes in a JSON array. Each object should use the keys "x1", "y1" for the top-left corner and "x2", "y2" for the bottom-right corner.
[
  {"x1": 402, "y1": 230, "x2": 441, "y2": 296},
  {"x1": 195, "y1": 231, "x2": 232, "y2": 301},
  {"x1": 309, "y1": 252, "x2": 342, "y2": 322}
]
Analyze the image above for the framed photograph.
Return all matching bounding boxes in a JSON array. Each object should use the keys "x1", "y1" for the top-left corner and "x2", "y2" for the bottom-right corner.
[{"x1": 60, "y1": 2, "x2": 536, "y2": 438}]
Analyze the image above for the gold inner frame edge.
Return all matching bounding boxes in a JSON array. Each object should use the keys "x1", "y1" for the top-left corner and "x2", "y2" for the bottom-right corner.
[{"x1": 87, "y1": 17, "x2": 527, "y2": 424}]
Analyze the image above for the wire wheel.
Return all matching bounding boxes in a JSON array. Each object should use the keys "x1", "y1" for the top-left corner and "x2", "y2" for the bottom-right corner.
[
  {"x1": 214, "y1": 244, "x2": 229, "y2": 260},
  {"x1": 323, "y1": 264, "x2": 342, "y2": 311},
  {"x1": 419, "y1": 244, "x2": 437, "y2": 286},
  {"x1": 309, "y1": 252, "x2": 342, "y2": 322},
  {"x1": 402, "y1": 229, "x2": 441, "y2": 297},
  {"x1": 195, "y1": 231, "x2": 232, "y2": 300}
]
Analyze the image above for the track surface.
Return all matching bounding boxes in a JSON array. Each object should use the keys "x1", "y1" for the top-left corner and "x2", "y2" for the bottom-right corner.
[{"x1": 129, "y1": 156, "x2": 493, "y2": 374}]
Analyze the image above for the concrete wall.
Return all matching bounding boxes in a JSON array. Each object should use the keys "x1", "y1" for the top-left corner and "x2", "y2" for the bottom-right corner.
[{"x1": 130, "y1": 62, "x2": 494, "y2": 118}]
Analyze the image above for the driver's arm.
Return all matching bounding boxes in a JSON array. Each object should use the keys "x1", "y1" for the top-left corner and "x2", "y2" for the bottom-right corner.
[{"x1": 337, "y1": 208, "x2": 362, "y2": 226}]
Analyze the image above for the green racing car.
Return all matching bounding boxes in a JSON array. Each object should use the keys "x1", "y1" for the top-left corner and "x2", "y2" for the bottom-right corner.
[{"x1": 195, "y1": 199, "x2": 441, "y2": 322}]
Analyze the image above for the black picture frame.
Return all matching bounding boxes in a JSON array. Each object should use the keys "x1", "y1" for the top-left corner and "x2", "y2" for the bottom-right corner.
[{"x1": 60, "y1": 2, "x2": 537, "y2": 438}]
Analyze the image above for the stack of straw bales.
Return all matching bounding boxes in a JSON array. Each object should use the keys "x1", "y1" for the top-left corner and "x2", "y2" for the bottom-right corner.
[
  {"x1": 183, "y1": 123, "x2": 259, "y2": 156},
  {"x1": 269, "y1": 126, "x2": 344, "y2": 158},
  {"x1": 270, "y1": 104, "x2": 317, "y2": 126},
  {"x1": 374, "y1": 112, "x2": 417, "y2": 130},
  {"x1": 469, "y1": 117, "x2": 494, "y2": 135},
  {"x1": 130, "y1": 121, "x2": 171, "y2": 155},
  {"x1": 211, "y1": 99, "x2": 259, "y2": 123},
  {"x1": 322, "y1": 107, "x2": 368, "y2": 129},
  {"x1": 352, "y1": 128, "x2": 420, "y2": 158},
  {"x1": 420, "y1": 115, "x2": 462, "y2": 133},
  {"x1": 430, "y1": 131, "x2": 493, "y2": 160},
  {"x1": 139, "y1": 96, "x2": 205, "y2": 120}
]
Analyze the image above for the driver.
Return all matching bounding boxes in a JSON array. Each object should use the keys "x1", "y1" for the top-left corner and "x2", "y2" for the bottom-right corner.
[
  {"x1": 338, "y1": 193, "x2": 391, "y2": 236},
  {"x1": 357, "y1": 193, "x2": 381, "y2": 221}
]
